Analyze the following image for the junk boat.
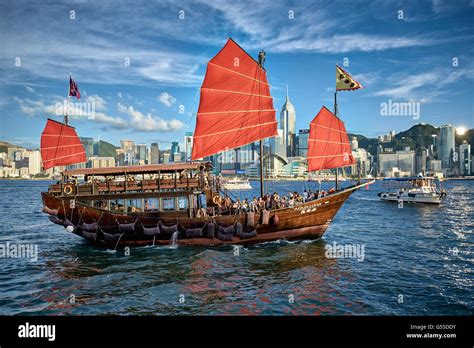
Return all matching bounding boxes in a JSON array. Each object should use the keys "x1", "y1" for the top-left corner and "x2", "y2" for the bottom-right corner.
[
  {"x1": 41, "y1": 38, "x2": 373, "y2": 247},
  {"x1": 220, "y1": 177, "x2": 252, "y2": 190},
  {"x1": 378, "y1": 175, "x2": 446, "y2": 204}
]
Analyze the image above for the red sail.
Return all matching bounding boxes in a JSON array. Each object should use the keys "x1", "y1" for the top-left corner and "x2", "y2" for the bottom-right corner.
[
  {"x1": 40, "y1": 119, "x2": 87, "y2": 170},
  {"x1": 307, "y1": 106, "x2": 355, "y2": 172},
  {"x1": 192, "y1": 38, "x2": 277, "y2": 160}
]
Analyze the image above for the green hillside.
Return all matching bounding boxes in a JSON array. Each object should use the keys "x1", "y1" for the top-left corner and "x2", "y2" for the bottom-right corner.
[
  {"x1": 0, "y1": 141, "x2": 24, "y2": 154},
  {"x1": 94, "y1": 140, "x2": 118, "y2": 157}
]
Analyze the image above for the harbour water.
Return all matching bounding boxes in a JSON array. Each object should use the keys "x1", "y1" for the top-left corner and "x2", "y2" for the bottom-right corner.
[{"x1": 0, "y1": 179, "x2": 472, "y2": 315}]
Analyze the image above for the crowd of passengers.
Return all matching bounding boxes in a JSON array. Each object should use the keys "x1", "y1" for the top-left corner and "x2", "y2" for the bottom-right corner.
[{"x1": 215, "y1": 188, "x2": 337, "y2": 214}]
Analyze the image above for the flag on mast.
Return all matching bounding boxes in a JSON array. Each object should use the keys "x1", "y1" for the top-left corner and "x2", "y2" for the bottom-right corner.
[
  {"x1": 336, "y1": 65, "x2": 363, "y2": 91},
  {"x1": 69, "y1": 75, "x2": 81, "y2": 99}
]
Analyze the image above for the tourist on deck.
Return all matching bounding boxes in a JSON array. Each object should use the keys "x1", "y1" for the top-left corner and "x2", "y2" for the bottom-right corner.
[
  {"x1": 250, "y1": 197, "x2": 258, "y2": 212},
  {"x1": 241, "y1": 199, "x2": 249, "y2": 213},
  {"x1": 329, "y1": 187, "x2": 336, "y2": 194},
  {"x1": 233, "y1": 199, "x2": 241, "y2": 214},
  {"x1": 303, "y1": 190, "x2": 308, "y2": 203},
  {"x1": 257, "y1": 197, "x2": 265, "y2": 211},
  {"x1": 288, "y1": 196, "x2": 295, "y2": 208}
]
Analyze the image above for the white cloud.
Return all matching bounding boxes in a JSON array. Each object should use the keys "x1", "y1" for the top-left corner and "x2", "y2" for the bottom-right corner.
[
  {"x1": 85, "y1": 95, "x2": 107, "y2": 111},
  {"x1": 25, "y1": 85, "x2": 35, "y2": 93},
  {"x1": 118, "y1": 102, "x2": 183, "y2": 132},
  {"x1": 13, "y1": 96, "x2": 128, "y2": 129},
  {"x1": 158, "y1": 92, "x2": 176, "y2": 107},
  {"x1": 372, "y1": 67, "x2": 473, "y2": 103}
]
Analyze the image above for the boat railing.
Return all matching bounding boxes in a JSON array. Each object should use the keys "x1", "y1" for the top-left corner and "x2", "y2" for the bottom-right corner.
[{"x1": 49, "y1": 176, "x2": 206, "y2": 196}]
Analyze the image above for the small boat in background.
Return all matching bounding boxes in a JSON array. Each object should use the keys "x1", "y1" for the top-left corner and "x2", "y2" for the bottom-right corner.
[
  {"x1": 378, "y1": 175, "x2": 447, "y2": 204},
  {"x1": 221, "y1": 177, "x2": 252, "y2": 190}
]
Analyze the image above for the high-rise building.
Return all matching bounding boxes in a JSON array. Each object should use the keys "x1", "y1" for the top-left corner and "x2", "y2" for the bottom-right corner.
[
  {"x1": 80, "y1": 137, "x2": 94, "y2": 159},
  {"x1": 170, "y1": 142, "x2": 180, "y2": 162},
  {"x1": 459, "y1": 141, "x2": 471, "y2": 176},
  {"x1": 350, "y1": 136, "x2": 359, "y2": 151},
  {"x1": 184, "y1": 132, "x2": 193, "y2": 162},
  {"x1": 427, "y1": 159, "x2": 442, "y2": 173},
  {"x1": 150, "y1": 143, "x2": 160, "y2": 164},
  {"x1": 120, "y1": 140, "x2": 134, "y2": 153},
  {"x1": 89, "y1": 156, "x2": 116, "y2": 168},
  {"x1": 438, "y1": 125, "x2": 455, "y2": 169},
  {"x1": 26, "y1": 150, "x2": 41, "y2": 175},
  {"x1": 280, "y1": 87, "x2": 296, "y2": 156},
  {"x1": 415, "y1": 148, "x2": 428, "y2": 175},
  {"x1": 297, "y1": 129, "x2": 309, "y2": 157},
  {"x1": 377, "y1": 149, "x2": 415, "y2": 177},
  {"x1": 136, "y1": 144, "x2": 147, "y2": 163},
  {"x1": 269, "y1": 129, "x2": 286, "y2": 158}
]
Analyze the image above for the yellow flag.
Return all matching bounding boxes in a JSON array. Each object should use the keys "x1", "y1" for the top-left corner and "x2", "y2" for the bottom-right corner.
[{"x1": 336, "y1": 65, "x2": 363, "y2": 91}]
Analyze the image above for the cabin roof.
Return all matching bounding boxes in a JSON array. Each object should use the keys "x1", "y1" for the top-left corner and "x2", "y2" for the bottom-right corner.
[
  {"x1": 382, "y1": 176, "x2": 437, "y2": 181},
  {"x1": 63, "y1": 162, "x2": 211, "y2": 176}
]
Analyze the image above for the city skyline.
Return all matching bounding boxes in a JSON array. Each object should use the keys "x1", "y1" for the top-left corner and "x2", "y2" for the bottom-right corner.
[{"x1": 0, "y1": 0, "x2": 473, "y2": 150}]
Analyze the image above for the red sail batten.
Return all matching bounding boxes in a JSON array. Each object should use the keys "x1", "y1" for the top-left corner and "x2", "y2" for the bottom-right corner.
[
  {"x1": 40, "y1": 119, "x2": 87, "y2": 170},
  {"x1": 307, "y1": 106, "x2": 355, "y2": 172},
  {"x1": 192, "y1": 38, "x2": 277, "y2": 160}
]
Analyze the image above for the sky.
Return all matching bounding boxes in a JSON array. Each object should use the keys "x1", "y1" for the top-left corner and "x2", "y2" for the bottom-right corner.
[{"x1": 0, "y1": 0, "x2": 473, "y2": 150}]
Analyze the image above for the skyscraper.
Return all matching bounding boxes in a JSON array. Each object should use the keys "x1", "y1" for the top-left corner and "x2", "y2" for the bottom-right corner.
[
  {"x1": 136, "y1": 144, "x2": 147, "y2": 163},
  {"x1": 150, "y1": 143, "x2": 160, "y2": 164},
  {"x1": 184, "y1": 132, "x2": 193, "y2": 162},
  {"x1": 438, "y1": 125, "x2": 455, "y2": 169},
  {"x1": 459, "y1": 141, "x2": 471, "y2": 175},
  {"x1": 120, "y1": 140, "x2": 134, "y2": 153},
  {"x1": 80, "y1": 137, "x2": 94, "y2": 159},
  {"x1": 280, "y1": 86, "x2": 296, "y2": 156},
  {"x1": 171, "y1": 142, "x2": 180, "y2": 162},
  {"x1": 297, "y1": 129, "x2": 309, "y2": 157}
]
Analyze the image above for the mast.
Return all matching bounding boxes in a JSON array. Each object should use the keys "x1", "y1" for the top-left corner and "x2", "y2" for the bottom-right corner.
[
  {"x1": 65, "y1": 73, "x2": 71, "y2": 126},
  {"x1": 259, "y1": 140, "x2": 264, "y2": 198},
  {"x1": 334, "y1": 91, "x2": 339, "y2": 190}
]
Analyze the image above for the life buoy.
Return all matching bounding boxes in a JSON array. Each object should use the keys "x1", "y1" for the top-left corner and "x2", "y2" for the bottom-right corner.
[
  {"x1": 213, "y1": 195, "x2": 221, "y2": 205},
  {"x1": 63, "y1": 184, "x2": 73, "y2": 195}
]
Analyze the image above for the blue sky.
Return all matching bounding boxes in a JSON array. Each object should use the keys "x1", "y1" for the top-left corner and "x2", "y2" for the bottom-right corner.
[{"x1": 0, "y1": 0, "x2": 473, "y2": 150}]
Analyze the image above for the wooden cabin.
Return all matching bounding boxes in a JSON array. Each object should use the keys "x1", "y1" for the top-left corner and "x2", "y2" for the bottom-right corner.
[{"x1": 46, "y1": 162, "x2": 219, "y2": 218}]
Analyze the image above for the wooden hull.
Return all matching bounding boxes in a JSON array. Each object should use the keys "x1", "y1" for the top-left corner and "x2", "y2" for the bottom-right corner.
[{"x1": 41, "y1": 183, "x2": 367, "y2": 247}]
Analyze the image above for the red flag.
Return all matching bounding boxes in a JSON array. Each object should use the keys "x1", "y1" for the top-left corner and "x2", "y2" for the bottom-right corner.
[{"x1": 69, "y1": 76, "x2": 81, "y2": 99}]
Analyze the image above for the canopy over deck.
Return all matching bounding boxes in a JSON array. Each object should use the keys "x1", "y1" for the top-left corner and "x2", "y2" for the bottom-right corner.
[
  {"x1": 382, "y1": 176, "x2": 438, "y2": 181},
  {"x1": 63, "y1": 162, "x2": 211, "y2": 176}
]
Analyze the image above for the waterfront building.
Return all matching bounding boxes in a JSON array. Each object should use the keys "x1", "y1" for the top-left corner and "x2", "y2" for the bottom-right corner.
[
  {"x1": 26, "y1": 150, "x2": 41, "y2": 175},
  {"x1": 184, "y1": 132, "x2": 193, "y2": 162},
  {"x1": 459, "y1": 141, "x2": 471, "y2": 175},
  {"x1": 438, "y1": 124, "x2": 455, "y2": 169},
  {"x1": 80, "y1": 137, "x2": 94, "y2": 159},
  {"x1": 415, "y1": 148, "x2": 428, "y2": 175},
  {"x1": 89, "y1": 156, "x2": 116, "y2": 168},
  {"x1": 269, "y1": 129, "x2": 286, "y2": 158},
  {"x1": 427, "y1": 159, "x2": 442, "y2": 173},
  {"x1": 351, "y1": 148, "x2": 370, "y2": 176},
  {"x1": 378, "y1": 149, "x2": 415, "y2": 177},
  {"x1": 136, "y1": 144, "x2": 147, "y2": 163},
  {"x1": 150, "y1": 143, "x2": 160, "y2": 164},
  {"x1": 350, "y1": 136, "x2": 358, "y2": 151},
  {"x1": 297, "y1": 129, "x2": 309, "y2": 157},
  {"x1": 120, "y1": 140, "x2": 134, "y2": 153},
  {"x1": 170, "y1": 142, "x2": 179, "y2": 162}
]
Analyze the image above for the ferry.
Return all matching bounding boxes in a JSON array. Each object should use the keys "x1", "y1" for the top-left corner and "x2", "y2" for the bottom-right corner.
[
  {"x1": 220, "y1": 177, "x2": 252, "y2": 190},
  {"x1": 378, "y1": 175, "x2": 447, "y2": 204}
]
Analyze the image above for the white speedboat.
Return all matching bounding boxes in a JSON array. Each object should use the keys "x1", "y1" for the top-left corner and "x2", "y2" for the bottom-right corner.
[
  {"x1": 378, "y1": 175, "x2": 446, "y2": 204},
  {"x1": 221, "y1": 177, "x2": 252, "y2": 190}
]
